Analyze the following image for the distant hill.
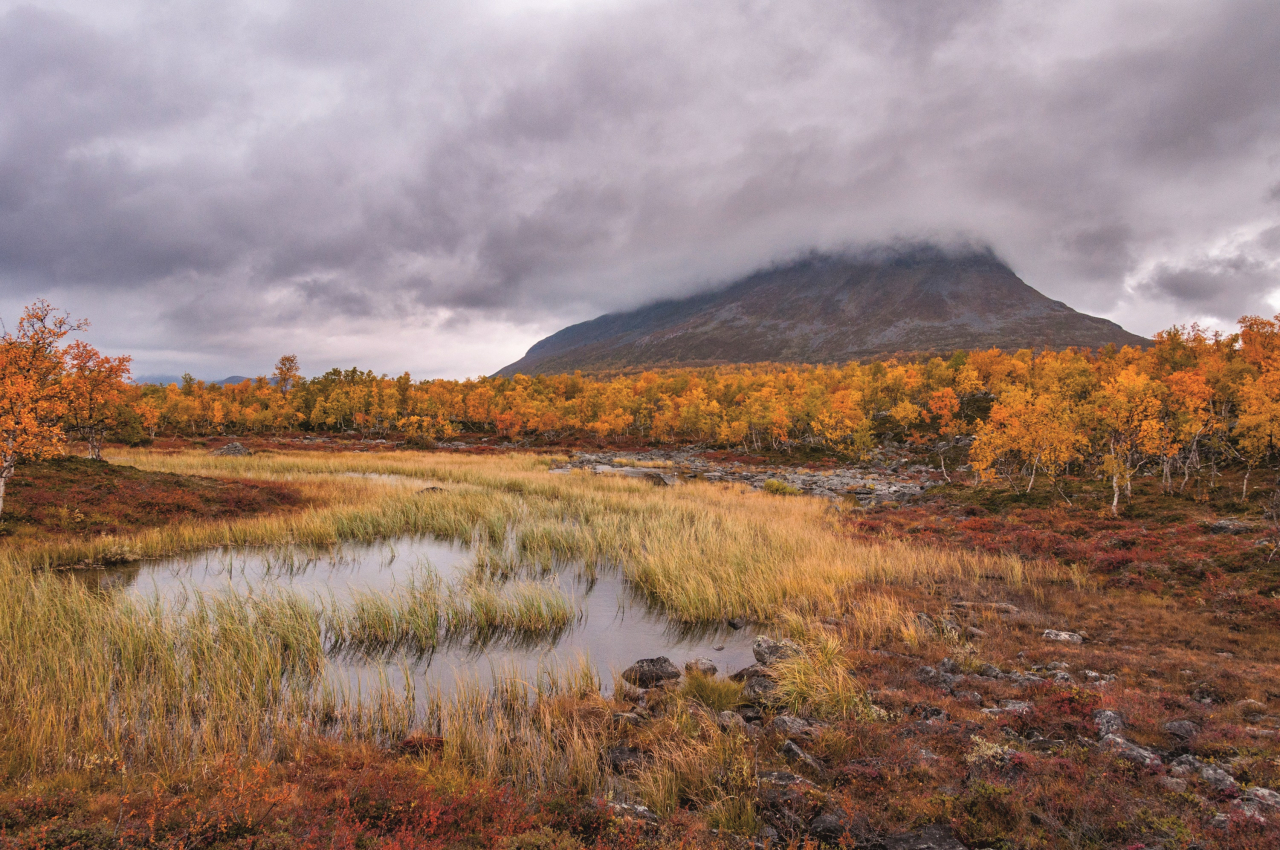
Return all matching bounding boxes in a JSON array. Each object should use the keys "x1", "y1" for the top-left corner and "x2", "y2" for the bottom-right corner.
[
  {"x1": 498, "y1": 246, "x2": 1148, "y2": 376},
  {"x1": 134, "y1": 374, "x2": 259, "y2": 387}
]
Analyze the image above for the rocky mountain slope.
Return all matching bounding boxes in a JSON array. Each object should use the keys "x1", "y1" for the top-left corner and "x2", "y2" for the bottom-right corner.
[{"x1": 499, "y1": 246, "x2": 1147, "y2": 375}]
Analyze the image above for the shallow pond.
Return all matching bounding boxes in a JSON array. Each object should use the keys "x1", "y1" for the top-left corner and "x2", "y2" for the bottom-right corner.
[{"x1": 76, "y1": 536, "x2": 758, "y2": 702}]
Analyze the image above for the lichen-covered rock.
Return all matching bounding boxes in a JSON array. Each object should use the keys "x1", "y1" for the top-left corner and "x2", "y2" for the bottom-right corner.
[
  {"x1": 621, "y1": 656, "x2": 681, "y2": 688},
  {"x1": 1093, "y1": 709, "x2": 1126, "y2": 737},
  {"x1": 1043, "y1": 629, "x2": 1083, "y2": 643},
  {"x1": 753, "y1": 635, "x2": 802, "y2": 665}
]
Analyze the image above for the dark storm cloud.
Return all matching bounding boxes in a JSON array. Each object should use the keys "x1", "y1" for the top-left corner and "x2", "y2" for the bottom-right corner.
[{"x1": 0, "y1": 0, "x2": 1278, "y2": 378}]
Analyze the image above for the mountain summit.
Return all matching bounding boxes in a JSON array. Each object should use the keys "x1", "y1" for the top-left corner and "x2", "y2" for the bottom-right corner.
[{"x1": 498, "y1": 247, "x2": 1147, "y2": 376}]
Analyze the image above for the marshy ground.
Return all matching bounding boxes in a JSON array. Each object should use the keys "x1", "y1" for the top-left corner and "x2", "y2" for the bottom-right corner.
[{"x1": 1, "y1": 447, "x2": 1278, "y2": 849}]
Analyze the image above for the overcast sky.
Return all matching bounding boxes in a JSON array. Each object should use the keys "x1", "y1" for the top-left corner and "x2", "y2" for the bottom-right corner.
[{"x1": 1, "y1": 0, "x2": 1278, "y2": 380}]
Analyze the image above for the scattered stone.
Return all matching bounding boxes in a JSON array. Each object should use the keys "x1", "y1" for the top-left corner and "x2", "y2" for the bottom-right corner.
[
  {"x1": 1101, "y1": 734, "x2": 1162, "y2": 769},
  {"x1": 1246, "y1": 786, "x2": 1280, "y2": 811},
  {"x1": 607, "y1": 744, "x2": 646, "y2": 774},
  {"x1": 1083, "y1": 670, "x2": 1117, "y2": 684},
  {"x1": 712, "y1": 644, "x2": 725, "y2": 651},
  {"x1": 1158, "y1": 776, "x2": 1188, "y2": 793},
  {"x1": 685, "y1": 657, "x2": 718, "y2": 677},
  {"x1": 965, "y1": 626, "x2": 987, "y2": 639},
  {"x1": 743, "y1": 676, "x2": 778, "y2": 704},
  {"x1": 938, "y1": 657, "x2": 961, "y2": 675},
  {"x1": 210, "y1": 441, "x2": 251, "y2": 456},
  {"x1": 731, "y1": 662, "x2": 771, "y2": 682},
  {"x1": 1093, "y1": 710, "x2": 1126, "y2": 737},
  {"x1": 808, "y1": 812, "x2": 851, "y2": 844},
  {"x1": 1043, "y1": 629, "x2": 1083, "y2": 644},
  {"x1": 772, "y1": 715, "x2": 817, "y2": 738},
  {"x1": 1170, "y1": 754, "x2": 1204, "y2": 777},
  {"x1": 621, "y1": 657, "x2": 681, "y2": 688},
  {"x1": 998, "y1": 700, "x2": 1033, "y2": 715},
  {"x1": 1164, "y1": 720, "x2": 1200, "y2": 740},
  {"x1": 1209, "y1": 518, "x2": 1253, "y2": 534},
  {"x1": 728, "y1": 617, "x2": 747, "y2": 629},
  {"x1": 1200, "y1": 764, "x2": 1240, "y2": 793},
  {"x1": 612, "y1": 712, "x2": 643, "y2": 728},
  {"x1": 882, "y1": 824, "x2": 968, "y2": 850},
  {"x1": 978, "y1": 663, "x2": 1004, "y2": 678},
  {"x1": 782, "y1": 739, "x2": 826, "y2": 775},
  {"x1": 753, "y1": 636, "x2": 802, "y2": 665},
  {"x1": 606, "y1": 801, "x2": 658, "y2": 826},
  {"x1": 718, "y1": 711, "x2": 748, "y2": 733},
  {"x1": 1236, "y1": 698, "x2": 1268, "y2": 718}
]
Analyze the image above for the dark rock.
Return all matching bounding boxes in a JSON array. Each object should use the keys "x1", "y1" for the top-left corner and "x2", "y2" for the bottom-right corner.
[
  {"x1": 612, "y1": 712, "x2": 643, "y2": 728},
  {"x1": 607, "y1": 744, "x2": 646, "y2": 774},
  {"x1": 622, "y1": 656, "x2": 681, "y2": 688},
  {"x1": 753, "y1": 635, "x2": 802, "y2": 665},
  {"x1": 718, "y1": 711, "x2": 748, "y2": 732},
  {"x1": 743, "y1": 675, "x2": 778, "y2": 704},
  {"x1": 978, "y1": 663, "x2": 1003, "y2": 678},
  {"x1": 731, "y1": 663, "x2": 771, "y2": 682},
  {"x1": 728, "y1": 617, "x2": 747, "y2": 629},
  {"x1": 739, "y1": 705, "x2": 764, "y2": 724},
  {"x1": 883, "y1": 824, "x2": 967, "y2": 850},
  {"x1": 808, "y1": 812, "x2": 850, "y2": 844}
]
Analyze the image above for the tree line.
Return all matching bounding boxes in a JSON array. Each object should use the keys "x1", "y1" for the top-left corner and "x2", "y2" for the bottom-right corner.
[{"x1": 3, "y1": 300, "x2": 1278, "y2": 515}]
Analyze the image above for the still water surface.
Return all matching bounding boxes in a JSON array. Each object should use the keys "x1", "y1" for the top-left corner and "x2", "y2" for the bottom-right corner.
[{"x1": 79, "y1": 536, "x2": 758, "y2": 700}]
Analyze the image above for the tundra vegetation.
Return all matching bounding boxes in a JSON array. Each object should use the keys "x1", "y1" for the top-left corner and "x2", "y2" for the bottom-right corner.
[{"x1": 0, "y1": 302, "x2": 1278, "y2": 848}]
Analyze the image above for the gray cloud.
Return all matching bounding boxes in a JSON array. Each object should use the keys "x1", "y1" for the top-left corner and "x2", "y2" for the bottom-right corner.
[{"x1": 0, "y1": 0, "x2": 1278, "y2": 378}]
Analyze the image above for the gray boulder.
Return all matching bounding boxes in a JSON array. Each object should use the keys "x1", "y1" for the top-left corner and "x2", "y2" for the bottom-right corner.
[
  {"x1": 210, "y1": 441, "x2": 251, "y2": 457},
  {"x1": 1163, "y1": 720, "x2": 1200, "y2": 740},
  {"x1": 1101, "y1": 734, "x2": 1162, "y2": 769},
  {"x1": 1093, "y1": 709, "x2": 1126, "y2": 737},
  {"x1": 685, "y1": 657, "x2": 718, "y2": 677},
  {"x1": 1043, "y1": 629, "x2": 1083, "y2": 643}
]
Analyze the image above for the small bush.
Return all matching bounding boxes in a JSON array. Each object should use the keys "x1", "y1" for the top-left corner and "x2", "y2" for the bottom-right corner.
[{"x1": 763, "y1": 479, "x2": 802, "y2": 496}]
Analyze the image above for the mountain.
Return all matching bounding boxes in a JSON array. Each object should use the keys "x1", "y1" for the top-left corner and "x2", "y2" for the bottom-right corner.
[{"x1": 498, "y1": 246, "x2": 1148, "y2": 376}]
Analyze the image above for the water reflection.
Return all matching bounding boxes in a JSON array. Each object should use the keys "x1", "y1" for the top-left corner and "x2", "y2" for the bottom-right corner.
[{"x1": 70, "y1": 536, "x2": 758, "y2": 701}]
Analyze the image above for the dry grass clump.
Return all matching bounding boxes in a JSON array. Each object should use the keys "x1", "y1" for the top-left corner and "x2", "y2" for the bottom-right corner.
[{"x1": 770, "y1": 635, "x2": 884, "y2": 722}]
